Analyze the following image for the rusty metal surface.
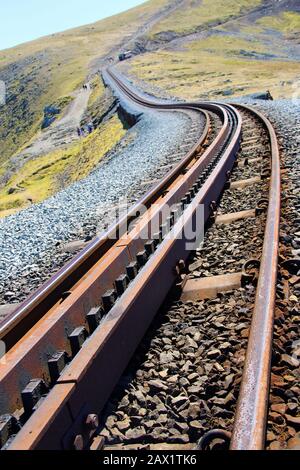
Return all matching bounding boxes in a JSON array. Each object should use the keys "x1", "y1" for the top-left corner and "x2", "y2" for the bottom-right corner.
[
  {"x1": 181, "y1": 272, "x2": 243, "y2": 301},
  {"x1": 0, "y1": 245, "x2": 132, "y2": 414},
  {"x1": 7, "y1": 383, "x2": 75, "y2": 450},
  {"x1": 230, "y1": 104, "x2": 281, "y2": 450}
]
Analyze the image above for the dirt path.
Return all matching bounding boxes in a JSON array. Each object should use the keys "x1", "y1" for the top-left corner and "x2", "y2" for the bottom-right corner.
[
  {"x1": 20, "y1": 86, "x2": 91, "y2": 158},
  {"x1": 126, "y1": 0, "x2": 187, "y2": 47},
  {"x1": 0, "y1": 85, "x2": 91, "y2": 187}
]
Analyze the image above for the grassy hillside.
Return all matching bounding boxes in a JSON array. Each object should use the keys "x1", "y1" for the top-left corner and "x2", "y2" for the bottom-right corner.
[
  {"x1": 0, "y1": 0, "x2": 169, "y2": 167},
  {"x1": 257, "y1": 11, "x2": 300, "y2": 35},
  {"x1": 0, "y1": 0, "x2": 173, "y2": 217},
  {"x1": 128, "y1": 29, "x2": 300, "y2": 99},
  {"x1": 124, "y1": 1, "x2": 300, "y2": 100},
  {"x1": 0, "y1": 115, "x2": 126, "y2": 217},
  {"x1": 149, "y1": 0, "x2": 262, "y2": 37}
]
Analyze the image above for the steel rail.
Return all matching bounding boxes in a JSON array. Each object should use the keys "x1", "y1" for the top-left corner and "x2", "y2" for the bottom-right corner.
[
  {"x1": 2, "y1": 73, "x2": 242, "y2": 450},
  {"x1": 230, "y1": 104, "x2": 281, "y2": 450},
  {"x1": 0, "y1": 80, "x2": 212, "y2": 350}
]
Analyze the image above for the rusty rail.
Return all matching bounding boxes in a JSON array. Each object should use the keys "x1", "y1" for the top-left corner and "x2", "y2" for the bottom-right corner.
[{"x1": 230, "y1": 104, "x2": 281, "y2": 450}]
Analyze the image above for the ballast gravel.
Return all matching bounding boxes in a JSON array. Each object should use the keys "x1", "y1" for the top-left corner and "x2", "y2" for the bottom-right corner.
[{"x1": 0, "y1": 104, "x2": 200, "y2": 305}]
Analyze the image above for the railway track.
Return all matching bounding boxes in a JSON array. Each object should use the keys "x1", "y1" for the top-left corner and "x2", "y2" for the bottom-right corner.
[
  {"x1": 0, "y1": 70, "x2": 280, "y2": 451},
  {"x1": 99, "y1": 103, "x2": 280, "y2": 451}
]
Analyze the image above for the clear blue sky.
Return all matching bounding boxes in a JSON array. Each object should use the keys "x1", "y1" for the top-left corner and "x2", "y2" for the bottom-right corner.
[{"x1": 0, "y1": 0, "x2": 146, "y2": 50}]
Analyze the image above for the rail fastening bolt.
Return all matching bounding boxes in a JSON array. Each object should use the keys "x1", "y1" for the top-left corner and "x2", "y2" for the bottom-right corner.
[
  {"x1": 73, "y1": 434, "x2": 84, "y2": 451},
  {"x1": 86, "y1": 414, "x2": 99, "y2": 430}
]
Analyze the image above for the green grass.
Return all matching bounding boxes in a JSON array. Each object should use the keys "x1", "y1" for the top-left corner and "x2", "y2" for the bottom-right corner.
[
  {"x1": 149, "y1": 0, "x2": 262, "y2": 36},
  {"x1": 188, "y1": 34, "x2": 267, "y2": 56},
  {"x1": 53, "y1": 95, "x2": 74, "y2": 111},
  {"x1": 257, "y1": 11, "x2": 300, "y2": 35},
  {"x1": 88, "y1": 76, "x2": 106, "y2": 108},
  {"x1": 0, "y1": 0, "x2": 164, "y2": 216},
  {"x1": 128, "y1": 2, "x2": 300, "y2": 100},
  {"x1": 0, "y1": 114, "x2": 126, "y2": 217},
  {"x1": 1, "y1": 0, "x2": 299, "y2": 218},
  {"x1": 129, "y1": 32, "x2": 300, "y2": 100}
]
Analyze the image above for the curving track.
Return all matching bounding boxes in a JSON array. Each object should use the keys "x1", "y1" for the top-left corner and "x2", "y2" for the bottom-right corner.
[{"x1": 0, "y1": 70, "x2": 280, "y2": 451}]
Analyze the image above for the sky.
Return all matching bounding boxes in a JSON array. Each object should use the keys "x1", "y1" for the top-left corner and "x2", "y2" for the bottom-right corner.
[{"x1": 0, "y1": 0, "x2": 146, "y2": 50}]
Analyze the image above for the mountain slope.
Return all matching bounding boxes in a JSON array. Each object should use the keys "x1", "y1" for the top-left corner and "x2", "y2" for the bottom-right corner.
[{"x1": 121, "y1": 0, "x2": 300, "y2": 100}]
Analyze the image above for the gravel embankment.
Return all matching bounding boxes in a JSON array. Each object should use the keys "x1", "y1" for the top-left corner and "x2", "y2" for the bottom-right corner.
[{"x1": 0, "y1": 102, "x2": 203, "y2": 307}]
